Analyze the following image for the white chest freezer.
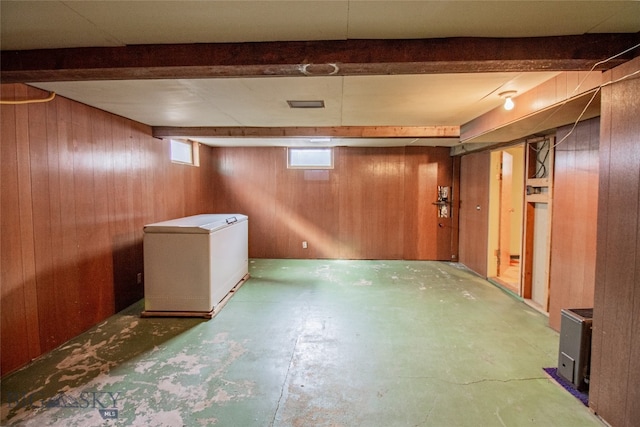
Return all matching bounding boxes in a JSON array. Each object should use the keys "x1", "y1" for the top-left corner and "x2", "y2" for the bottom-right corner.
[{"x1": 143, "y1": 214, "x2": 248, "y2": 315}]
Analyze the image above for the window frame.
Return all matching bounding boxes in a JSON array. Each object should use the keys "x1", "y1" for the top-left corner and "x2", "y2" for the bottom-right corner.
[
  {"x1": 170, "y1": 139, "x2": 200, "y2": 166},
  {"x1": 287, "y1": 147, "x2": 334, "y2": 169}
]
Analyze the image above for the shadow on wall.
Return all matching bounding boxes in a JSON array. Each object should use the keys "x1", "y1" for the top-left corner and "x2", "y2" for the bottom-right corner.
[
  {"x1": 112, "y1": 236, "x2": 145, "y2": 312},
  {"x1": 2, "y1": 237, "x2": 144, "y2": 376}
]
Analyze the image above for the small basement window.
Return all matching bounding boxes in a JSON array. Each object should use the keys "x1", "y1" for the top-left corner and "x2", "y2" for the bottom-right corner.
[
  {"x1": 287, "y1": 147, "x2": 333, "y2": 169},
  {"x1": 170, "y1": 139, "x2": 199, "y2": 166}
]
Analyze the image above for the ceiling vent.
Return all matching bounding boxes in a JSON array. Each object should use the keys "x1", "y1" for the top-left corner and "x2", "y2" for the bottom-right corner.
[{"x1": 287, "y1": 100, "x2": 325, "y2": 109}]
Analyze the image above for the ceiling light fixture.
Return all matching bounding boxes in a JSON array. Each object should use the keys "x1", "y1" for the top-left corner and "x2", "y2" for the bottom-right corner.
[
  {"x1": 309, "y1": 138, "x2": 331, "y2": 144},
  {"x1": 499, "y1": 91, "x2": 517, "y2": 111},
  {"x1": 287, "y1": 100, "x2": 325, "y2": 109}
]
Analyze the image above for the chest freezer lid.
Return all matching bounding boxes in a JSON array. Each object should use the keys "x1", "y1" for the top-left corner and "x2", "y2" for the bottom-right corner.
[{"x1": 144, "y1": 214, "x2": 247, "y2": 234}]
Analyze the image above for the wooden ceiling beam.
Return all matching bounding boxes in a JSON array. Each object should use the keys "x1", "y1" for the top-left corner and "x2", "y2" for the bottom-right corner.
[
  {"x1": 152, "y1": 126, "x2": 460, "y2": 139},
  {"x1": 3, "y1": 34, "x2": 639, "y2": 83}
]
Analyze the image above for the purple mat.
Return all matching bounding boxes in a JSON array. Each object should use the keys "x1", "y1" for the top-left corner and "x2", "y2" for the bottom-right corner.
[{"x1": 543, "y1": 367, "x2": 588, "y2": 406}]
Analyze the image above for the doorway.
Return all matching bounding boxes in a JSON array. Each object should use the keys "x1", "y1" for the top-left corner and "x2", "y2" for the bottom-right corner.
[
  {"x1": 488, "y1": 145, "x2": 524, "y2": 294},
  {"x1": 521, "y1": 138, "x2": 555, "y2": 313}
]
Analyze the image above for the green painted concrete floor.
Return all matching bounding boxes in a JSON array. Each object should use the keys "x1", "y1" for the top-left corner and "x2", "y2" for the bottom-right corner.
[{"x1": 1, "y1": 259, "x2": 603, "y2": 426}]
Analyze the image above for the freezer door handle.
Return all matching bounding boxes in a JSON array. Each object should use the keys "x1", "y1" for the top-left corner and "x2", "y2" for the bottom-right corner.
[{"x1": 226, "y1": 216, "x2": 238, "y2": 224}]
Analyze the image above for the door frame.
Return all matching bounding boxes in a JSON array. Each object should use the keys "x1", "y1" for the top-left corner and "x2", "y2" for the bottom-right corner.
[
  {"x1": 487, "y1": 145, "x2": 525, "y2": 294},
  {"x1": 521, "y1": 137, "x2": 555, "y2": 312}
]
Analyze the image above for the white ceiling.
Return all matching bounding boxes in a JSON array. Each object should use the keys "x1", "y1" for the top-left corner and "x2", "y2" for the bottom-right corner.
[
  {"x1": 3, "y1": 1, "x2": 639, "y2": 49},
  {"x1": 29, "y1": 72, "x2": 558, "y2": 126},
  {"x1": 2, "y1": 1, "x2": 640, "y2": 148}
]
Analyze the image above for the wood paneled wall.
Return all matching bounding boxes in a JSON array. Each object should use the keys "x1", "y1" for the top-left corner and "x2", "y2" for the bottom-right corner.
[
  {"x1": 458, "y1": 151, "x2": 491, "y2": 276},
  {"x1": 1, "y1": 84, "x2": 215, "y2": 376},
  {"x1": 590, "y1": 56, "x2": 640, "y2": 427},
  {"x1": 547, "y1": 118, "x2": 599, "y2": 331},
  {"x1": 213, "y1": 146, "x2": 457, "y2": 260},
  {"x1": 404, "y1": 147, "x2": 459, "y2": 261}
]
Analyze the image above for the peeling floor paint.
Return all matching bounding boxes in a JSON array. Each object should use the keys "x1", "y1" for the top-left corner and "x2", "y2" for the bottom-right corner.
[{"x1": 2, "y1": 260, "x2": 602, "y2": 427}]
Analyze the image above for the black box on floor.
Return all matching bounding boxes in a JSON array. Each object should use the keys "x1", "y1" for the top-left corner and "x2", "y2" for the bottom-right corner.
[{"x1": 558, "y1": 308, "x2": 593, "y2": 392}]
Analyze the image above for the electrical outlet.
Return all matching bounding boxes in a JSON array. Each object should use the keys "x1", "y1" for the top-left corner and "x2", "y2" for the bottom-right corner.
[
  {"x1": 136, "y1": 273, "x2": 143, "y2": 284},
  {"x1": 302, "y1": 241, "x2": 308, "y2": 249}
]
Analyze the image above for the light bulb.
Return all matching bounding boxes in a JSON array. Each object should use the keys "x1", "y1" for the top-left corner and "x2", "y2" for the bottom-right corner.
[
  {"x1": 499, "y1": 90, "x2": 517, "y2": 111},
  {"x1": 504, "y1": 96, "x2": 514, "y2": 111}
]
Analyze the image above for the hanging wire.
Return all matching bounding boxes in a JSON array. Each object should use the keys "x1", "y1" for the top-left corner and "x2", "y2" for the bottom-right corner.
[
  {"x1": 551, "y1": 67, "x2": 640, "y2": 149},
  {"x1": 521, "y1": 42, "x2": 640, "y2": 148},
  {"x1": 573, "y1": 42, "x2": 640, "y2": 97},
  {"x1": 0, "y1": 91, "x2": 56, "y2": 105},
  {"x1": 534, "y1": 139, "x2": 550, "y2": 178}
]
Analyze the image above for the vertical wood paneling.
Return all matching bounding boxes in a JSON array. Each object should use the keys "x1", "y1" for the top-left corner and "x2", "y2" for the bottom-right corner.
[
  {"x1": 590, "y1": 56, "x2": 640, "y2": 427},
  {"x1": 338, "y1": 147, "x2": 406, "y2": 259},
  {"x1": 0, "y1": 84, "x2": 35, "y2": 373},
  {"x1": 404, "y1": 147, "x2": 455, "y2": 260},
  {"x1": 213, "y1": 146, "x2": 453, "y2": 261},
  {"x1": 627, "y1": 71, "x2": 640, "y2": 424},
  {"x1": 14, "y1": 85, "x2": 41, "y2": 360},
  {"x1": 450, "y1": 155, "x2": 461, "y2": 261},
  {"x1": 54, "y1": 95, "x2": 83, "y2": 342},
  {"x1": 90, "y1": 107, "x2": 115, "y2": 319},
  {"x1": 547, "y1": 118, "x2": 599, "y2": 331},
  {"x1": 0, "y1": 84, "x2": 217, "y2": 375},
  {"x1": 71, "y1": 100, "x2": 104, "y2": 343},
  {"x1": 129, "y1": 122, "x2": 149, "y2": 310},
  {"x1": 275, "y1": 154, "x2": 340, "y2": 259},
  {"x1": 109, "y1": 115, "x2": 134, "y2": 312},
  {"x1": 45, "y1": 88, "x2": 65, "y2": 344},
  {"x1": 458, "y1": 151, "x2": 491, "y2": 276},
  {"x1": 201, "y1": 144, "x2": 216, "y2": 213},
  {"x1": 433, "y1": 148, "x2": 456, "y2": 260},
  {"x1": 216, "y1": 147, "x2": 279, "y2": 258},
  {"x1": 28, "y1": 86, "x2": 59, "y2": 352}
]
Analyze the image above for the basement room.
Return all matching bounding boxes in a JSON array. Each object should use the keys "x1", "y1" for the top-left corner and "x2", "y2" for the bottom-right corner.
[{"x1": 2, "y1": 1, "x2": 639, "y2": 426}]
